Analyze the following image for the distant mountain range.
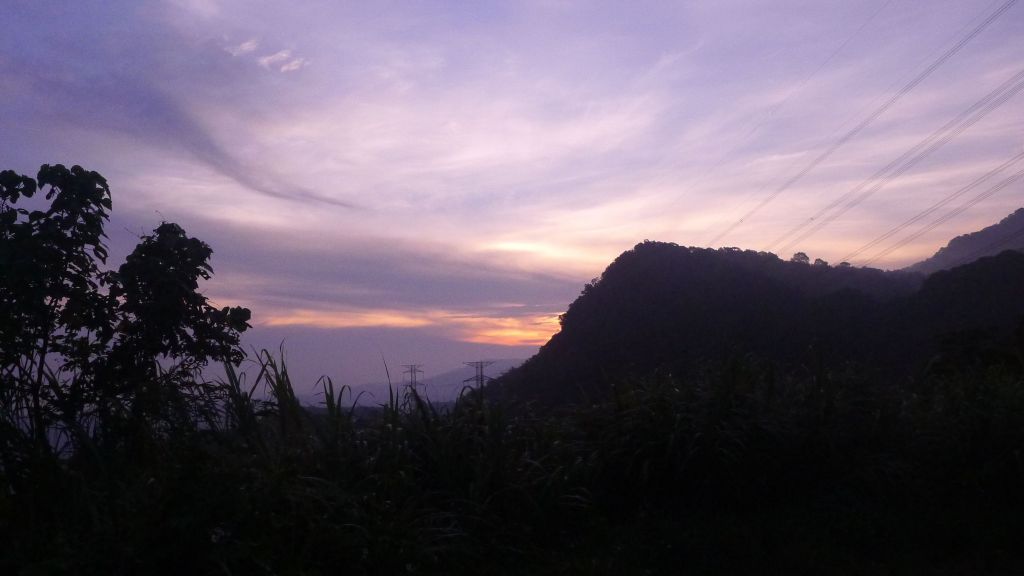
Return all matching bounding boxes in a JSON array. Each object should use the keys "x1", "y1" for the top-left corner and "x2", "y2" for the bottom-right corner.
[
  {"x1": 905, "y1": 208, "x2": 1024, "y2": 275},
  {"x1": 493, "y1": 209, "x2": 1024, "y2": 406}
]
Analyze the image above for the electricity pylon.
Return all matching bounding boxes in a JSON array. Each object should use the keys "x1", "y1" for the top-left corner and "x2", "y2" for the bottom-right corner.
[
  {"x1": 463, "y1": 360, "x2": 494, "y2": 390},
  {"x1": 402, "y1": 364, "x2": 424, "y2": 391}
]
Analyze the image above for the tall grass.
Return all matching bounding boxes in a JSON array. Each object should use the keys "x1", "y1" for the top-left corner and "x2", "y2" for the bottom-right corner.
[{"x1": 2, "y1": 350, "x2": 1023, "y2": 574}]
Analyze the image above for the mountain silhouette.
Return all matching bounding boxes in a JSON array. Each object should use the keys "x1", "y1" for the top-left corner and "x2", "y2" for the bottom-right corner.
[
  {"x1": 906, "y1": 207, "x2": 1024, "y2": 275},
  {"x1": 494, "y1": 241, "x2": 1024, "y2": 406}
]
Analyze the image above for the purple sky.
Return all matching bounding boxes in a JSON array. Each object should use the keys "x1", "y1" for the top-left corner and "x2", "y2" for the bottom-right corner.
[{"x1": 2, "y1": 0, "x2": 1022, "y2": 389}]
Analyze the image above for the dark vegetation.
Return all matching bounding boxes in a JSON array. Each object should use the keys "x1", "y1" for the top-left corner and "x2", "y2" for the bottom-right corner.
[
  {"x1": 495, "y1": 240, "x2": 1024, "y2": 406},
  {"x1": 3, "y1": 166, "x2": 1024, "y2": 574}
]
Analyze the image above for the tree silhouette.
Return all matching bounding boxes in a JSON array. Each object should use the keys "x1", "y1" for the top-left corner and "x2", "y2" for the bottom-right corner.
[{"x1": 0, "y1": 164, "x2": 250, "y2": 450}]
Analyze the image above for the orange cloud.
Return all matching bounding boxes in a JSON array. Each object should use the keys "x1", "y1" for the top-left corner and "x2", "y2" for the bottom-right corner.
[
  {"x1": 258, "y1": 306, "x2": 561, "y2": 346},
  {"x1": 261, "y1": 308, "x2": 434, "y2": 329},
  {"x1": 454, "y1": 314, "x2": 562, "y2": 347}
]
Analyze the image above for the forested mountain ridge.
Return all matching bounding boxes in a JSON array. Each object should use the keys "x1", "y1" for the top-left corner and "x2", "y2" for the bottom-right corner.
[
  {"x1": 494, "y1": 241, "x2": 1024, "y2": 405},
  {"x1": 906, "y1": 207, "x2": 1024, "y2": 275}
]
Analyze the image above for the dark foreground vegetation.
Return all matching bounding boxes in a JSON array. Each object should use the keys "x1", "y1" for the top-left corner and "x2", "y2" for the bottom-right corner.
[
  {"x1": 3, "y1": 166, "x2": 1024, "y2": 574},
  {"x1": 4, "y1": 353, "x2": 1024, "y2": 575}
]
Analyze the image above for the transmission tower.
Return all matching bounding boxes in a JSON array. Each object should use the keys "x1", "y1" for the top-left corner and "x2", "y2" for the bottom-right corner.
[
  {"x1": 463, "y1": 360, "x2": 495, "y2": 390},
  {"x1": 402, "y1": 364, "x2": 424, "y2": 390}
]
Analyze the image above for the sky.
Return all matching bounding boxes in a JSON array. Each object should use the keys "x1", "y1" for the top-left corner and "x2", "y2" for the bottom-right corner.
[{"x1": 2, "y1": 0, "x2": 1022, "y2": 392}]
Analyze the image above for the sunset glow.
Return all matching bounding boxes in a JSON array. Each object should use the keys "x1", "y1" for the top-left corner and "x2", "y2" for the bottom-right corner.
[
  {"x1": 3, "y1": 1, "x2": 1021, "y2": 384},
  {"x1": 261, "y1": 307, "x2": 562, "y2": 347}
]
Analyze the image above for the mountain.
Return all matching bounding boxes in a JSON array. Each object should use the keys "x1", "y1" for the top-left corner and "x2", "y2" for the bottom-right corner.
[
  {"x1": 906, "y1": 208, "x2": 1024, "y2": 275},
  {"x1": 492, "y1": 242, "x2": 1024, "y2": 406}
]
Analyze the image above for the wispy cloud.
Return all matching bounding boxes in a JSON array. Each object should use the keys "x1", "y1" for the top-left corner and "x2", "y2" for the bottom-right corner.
[
  {"x1": 2, "y1": 0, "x2": 1022, "y2": 384},
  {"x1": 258, "y1": 49, "x2": 292, "y2": 68},
  {"x1": 256, "y1": 49, "x2": 308, "y2": 72},
  {"x1": 262, "y1": 306, "x2": 560, "y2": 346},
  {"x1": 279, "y1": 57, "x2": 308, "y2": 73},
  {"x1": 226, "y1": 38, "x2": 258, "y2": 56}
]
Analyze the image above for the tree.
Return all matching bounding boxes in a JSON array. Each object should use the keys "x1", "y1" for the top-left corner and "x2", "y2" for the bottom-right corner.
[
  {"x1": 813, "y1": 258, "x2": 829, "y2": 267},
  {"x1": 0, "y1": 164, "x2": 250, "y2": 454},
  {"x1": 1, "y1": 165, "x2": 117, "y2": 447},
  {"x1": 790, "y1": 252, "x2": 810, "y2": 265}
]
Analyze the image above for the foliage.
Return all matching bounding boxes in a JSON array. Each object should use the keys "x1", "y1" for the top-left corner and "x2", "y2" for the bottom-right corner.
[
  {"x1": 0, "y1": 164, "x2": 249, "y2": 459},
  {"x1": 2, "y1": 350, "x2": 1023, "y2": 575},
  {"x1": 496, "y1": 240, "x2": 1022, "y2": 406}
]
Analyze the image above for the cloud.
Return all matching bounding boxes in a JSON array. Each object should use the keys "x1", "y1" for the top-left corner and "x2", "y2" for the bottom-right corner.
[
  {"x1": 0, "y1": 31, "x2": 354, "y2": 210},
  {"x1": 226, "y1": 38, "x2": 259, "y2": 56},
  {"x1": 261, "y1": 306, "x2": 560, "y2": 346},
  {"x1": 258, "y1": 49, "x2": 292, "y2": 68},
  {"x1": 178, "y1": 215, "x2": 583, "y2": 311},
  {"x1": 279, "y1": 58, "x2": 308, "y2": 72},
  {"x1": 252, "y1": 48, "x2": 309, "y2": 72},
  {"x1": 264, "y1": 307, "x2": 435, "y2": 329}
]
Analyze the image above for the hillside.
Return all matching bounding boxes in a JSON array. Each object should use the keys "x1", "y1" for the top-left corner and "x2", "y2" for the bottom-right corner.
[
  {"x1": 906, "y1": 207, "x2": 1024, "y2": 275},
  {"x1": 493, "y1": 242, "x2": 1024, "y2": 405}
]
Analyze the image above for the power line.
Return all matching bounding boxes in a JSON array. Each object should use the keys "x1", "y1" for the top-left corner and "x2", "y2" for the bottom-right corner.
[
  {"x1": 860, "y1": 167, "x2": 1024, "y2": 267},
  {"x1": 777, "y1": 71, "x2": 1024, "y2": 253},
  {"x1": 948, "y1": 225, "x2": 1024, "y2": 268},
  {"x1": 861, "y1": 168, "x2": 1024, "y2": 266},
  {"x1": 706, "y1": 0, "x2": 1018, "y2": 247},
  {"x1": 840, "y1": 150, "x2": 1024, "y2": 263},
  {"x1": 774, "y1": 68, "x2": 1024, "y2": 254},
  {"x1": 767, "y1": 67, "x2": 1024, "y2": 252},
  {"x1": 741, "y1": 0, "x2": 896, "y2": 144},
  {"x1": 686, "y1": 0, "x2": 895, "y2": 246},
  {"x1": 679, "y1": 0, "x2": 895, "y2": 212}
]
